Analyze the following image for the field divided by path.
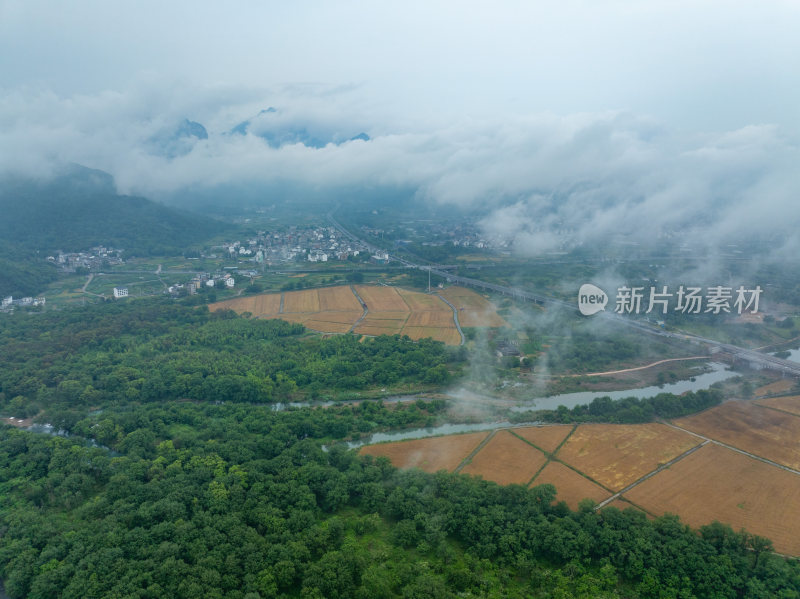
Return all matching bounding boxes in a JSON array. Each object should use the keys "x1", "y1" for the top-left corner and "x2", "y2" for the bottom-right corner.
[
  {"x1": 439, "y1": 287, "x2": 508, "y2": 328},
  {"x1": 210, "y1": 285, "x2": 504, "y2": 345},
  {"x1": 555, "y1": 423, "x2": 701, "y2": 492},
  {"x1": 676, "y1": 400, "x2": 800, "y2": 470},
  {"x1": 358, "y1": 400, "x2": 800, "y2": 555},
  {"x1": 757, "y1": 394, "x2": 800, "y2": 417},
  {"x1": 532, "y1": 461, "x2": 610, "y2": 510},
  {"x1": 460, "y1": 430, "x2": 548, "y2": 485},
  {"x1": 625, "y1": 443, "x2": 800, "y2": 556}
]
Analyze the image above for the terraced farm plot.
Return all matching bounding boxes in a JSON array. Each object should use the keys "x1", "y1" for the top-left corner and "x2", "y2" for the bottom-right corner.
[
  {"x1": 757, "y1": 395, "x2": 800, "y2": 417},
  {"x1": 531, "y1": 461, "x2": 610, "y2": 509},
  {"x1": 439, "y1": 286, "x2": 491, "y2": 310},
  {"x1": 355, "y1": 286, "x2": 409, "y2": 312},
  {"x1": 359, "y1": 432, "x2": 489, "y2": 473},
  {"x1": 675, "y1": 401, "x2": 800, "y2": 470},
  {"x1": 355, "y1": 319, "x2": 407, "y2": 336},
  {"x1": 512, "y1": 426, "x2": 574, "y2": 454},
  {"x1": 557, "y1": 423, "x2": 701, "y2": 491},
  {"x1": 401, "y1": 327, "x2": 462, "y2": 345},
  {"x1": 303, "y1": 316, "x2": 359, "y2": 333},
  {"x1": 405, "y1": 310, "x2": 455, "y2": 327},
  {"x1": 273, "y1": 313, "x2": 312, "y2": 325},
  {"x1": 209, "y1": 293, "x2": 281, "y2": 316},
  {"x1": 318, "y1": 286, "x2": 361, "y2": 311},
  {"x1": 625, "y1": 444, "x2": 800, "y2": 556},
  {"x1": 283, "y1": 289, "x2": 320, "y2": 313},
  {"x1": 211, "y1": 285, "x2": 464, "y2": 344},
  {"x1": 461, "y1": 431, "x2": 548, "y2": 485},
  {"x1": 397, "y1": 288, "x2": 447, "y2": 311},
  {"x1": 439, "y1": 287, "x2": 507, "y2": 327}
]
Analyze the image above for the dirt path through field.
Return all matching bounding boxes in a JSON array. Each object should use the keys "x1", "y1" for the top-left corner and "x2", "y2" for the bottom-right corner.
[
  {"x1": 595, "y1": 440, "x2": 710, "y2": 510},
  {"x1": 661, "y1": 420, "x2": 800, "y2": 476},
  {"x1": 348, "y1": 285, "x2": 369, "y2": 333},
  {"x1": 454, "y1": 430, "x2": 497, "y2": 472}
]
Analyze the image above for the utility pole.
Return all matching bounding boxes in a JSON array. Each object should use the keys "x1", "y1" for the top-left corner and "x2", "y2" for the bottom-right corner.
[{"x1": 428, "y1": 267, "x2": 431, "y2": 292}]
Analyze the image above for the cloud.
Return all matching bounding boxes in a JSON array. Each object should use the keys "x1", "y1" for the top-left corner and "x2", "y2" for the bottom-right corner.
[{"x1": 0, "y1": 83, "x2": 798, "y2": 263}]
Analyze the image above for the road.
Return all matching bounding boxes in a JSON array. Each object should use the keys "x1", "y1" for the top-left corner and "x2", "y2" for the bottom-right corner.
[{"x1": 328, "y1": 211, "x2": 800, "y2": 377}]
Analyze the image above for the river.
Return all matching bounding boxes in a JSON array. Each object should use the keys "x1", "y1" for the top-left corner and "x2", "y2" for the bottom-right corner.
[
  {"x1": 509, "y1": 362, "x2": 736, "y2": 412},
  {"x1": 347, "y1": 362, "x2": 737, "y2": 448}
]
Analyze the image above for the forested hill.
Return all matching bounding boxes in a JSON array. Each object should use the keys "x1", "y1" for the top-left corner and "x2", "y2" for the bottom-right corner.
[
  {"x1": 0, "y1": 165, "x2": 223, "y2": 256},
  {"x1": 0, "y1": 165, "x2": 226, "y2": 296}
]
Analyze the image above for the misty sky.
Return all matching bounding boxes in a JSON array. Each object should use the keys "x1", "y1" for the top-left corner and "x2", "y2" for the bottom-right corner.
[
  {"x1": 2, "y1": 0, "x2": 799, "y2": 256},
  {"x1": 2, "y1": 1, "x2": 799, "y2": 129}
]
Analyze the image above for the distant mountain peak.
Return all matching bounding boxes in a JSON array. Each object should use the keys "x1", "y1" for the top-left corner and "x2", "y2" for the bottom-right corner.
[
  {"x1": 177, "y1": 119, "x2": 208, "y2": 140},
  {"x1": 229, "y1": 108, "x2": 370, "y2": 148}
]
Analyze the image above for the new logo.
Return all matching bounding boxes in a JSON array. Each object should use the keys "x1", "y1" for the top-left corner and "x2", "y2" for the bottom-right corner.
[{"x1": 578, "y1": 283, "x2": 608, "y2": 316}]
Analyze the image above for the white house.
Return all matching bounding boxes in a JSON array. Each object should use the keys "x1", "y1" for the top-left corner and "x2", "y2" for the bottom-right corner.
[
  {"x1": 225, "y1": 277, "x2": 235, "y2": 288},
  {"x1": 113, "y1": 287, "x2": 129, "y2": 298}
]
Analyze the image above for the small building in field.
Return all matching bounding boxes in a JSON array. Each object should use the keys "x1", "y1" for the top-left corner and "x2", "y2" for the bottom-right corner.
[
  {"x1": 113, "y1": 287, "x2": 129, "y2": 299},
  {"x1": 495, "y1": 340, "x2": 520, "y2": 357}
]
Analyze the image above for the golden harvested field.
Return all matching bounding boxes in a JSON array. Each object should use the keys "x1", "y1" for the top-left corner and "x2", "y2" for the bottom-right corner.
[
  {"x1": 355, "y1": 286, "x2": 409, "y2": 312},
  {"x1": 675, "y1": 401, "x2": 800, "y2": 470},
  {"x1": 439, "y1": 287, "x2": 489, "y2": 310},
  {"x1": 401, "y1": 327, "x2": 462, "y2": 345},
  {"x1": 405, "y1": 310, "x2": 456, "y2": 327},
  {"x1": 512, "y1": 426, "x2": 573, "y2": 453},
  {"x1": 283, "y1": 289, "x2": 320, "y2": 313},
  {"x1": 209, "y1": 293, "x2": 281, "y2": 316},
  {"x1": 353, "y1": 324, "x2": 405, "y2": 336},
  {"x1": 461, "y1": 431, "x2": 548, "y2": 485},
  {"x1": 625, "y1": 444, "x2": 800, "y2": 556},
  {"x1": 303, "y1": 319, "x2": 354, "y2": 333},
  {"x1": 318, "y1": 286, "x2": 361, "y2": 311},
  {"x1": 531, "y1": 461, "x2": 610, "y2": 509},
  {"x1": 359, "y1": 432, "x2": 489, "y2": 473},
  {"x1": 212, "y1": 286, "x2": 497, "y2": 344},
  {"x1": 601, "y1": 498, "x2": 647, "y2": 515},
  {"x1": 307, "y1": 311, "x2": 363, "y2": 325},
  {"x1": 396, "y1": 288, "x2": 448, "y2": 311},
  {"x1": 557, "y1": 423, "x2": 701, "y2": 491},
  {"x1": 270, "y1": 313, "x2": 311, "y2": 325},
  {"x1": 757, "y1": 395, "x2": 800, "y2": 417},
  {"x1": 439, "y1": 287, "x2": 507, "y2": 328},
  {"x1": 360, "y1": 311, "x2": 410, "y2": 321},
  {"x1": 754, "y1": 379, "x2": 795, "y2": 397}
]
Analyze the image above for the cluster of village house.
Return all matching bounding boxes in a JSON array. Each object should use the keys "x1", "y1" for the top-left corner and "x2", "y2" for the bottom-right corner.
[
  {"x1": 112, "y1": 273, "x2": 239, "y2": 300},
  {"x1": 1, "y1": 295, "x2": 46, "y2": 311},
  {"x1": 219, "y1": 226, "x2": 369, "y2": 265},
  {"x1": 11, "y1": 223, "x2": 494, "y2": 311},
  {"x1": 47, "y1": 246, "x2": 124, "y2": 272},
  {"x1": 360, "y1": 221, "x2": 511, "y2": 251}
]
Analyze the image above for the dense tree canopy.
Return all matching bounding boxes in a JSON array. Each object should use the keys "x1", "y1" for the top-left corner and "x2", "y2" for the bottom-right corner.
[
  {"x1": 1, "y1": 299, "x2": 799, "y2": 597},
  {"x1": 0, "y1": 299, "x2": 462, "y2": 418}
]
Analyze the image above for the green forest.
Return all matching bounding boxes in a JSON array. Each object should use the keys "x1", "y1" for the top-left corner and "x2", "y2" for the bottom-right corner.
[{"x1": 1, "y1": 299, "x2": 799, "y2": 597}]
